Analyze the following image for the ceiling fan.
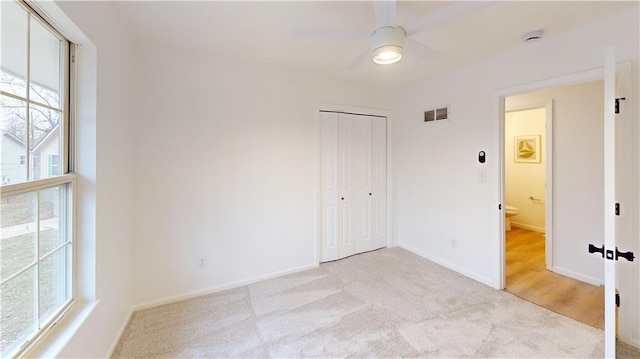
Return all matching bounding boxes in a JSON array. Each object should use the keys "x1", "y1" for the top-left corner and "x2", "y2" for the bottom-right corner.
[{"x1": 291, "y1": 0, "x2": 495, "y2": 68}]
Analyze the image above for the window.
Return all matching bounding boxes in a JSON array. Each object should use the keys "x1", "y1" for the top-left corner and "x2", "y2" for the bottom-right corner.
[
  {"x1": 1, "y1": 1, "x2": 74, "y2": 357},
  {"x1": 48, "y1": 154, "x2": 59, "y2": 176}
]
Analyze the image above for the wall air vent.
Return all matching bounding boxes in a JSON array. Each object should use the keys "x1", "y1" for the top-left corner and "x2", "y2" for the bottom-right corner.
[{"x1": 424, "y1": 106, "x2": 449, "y2": 122}]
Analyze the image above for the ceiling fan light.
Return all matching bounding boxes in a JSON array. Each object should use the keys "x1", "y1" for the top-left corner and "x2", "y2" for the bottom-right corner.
[
  {"x1": 370, "y1": 27, "x2": 405, "y2": 65},
  {"x1": 373, "y1": 45, "x2": 403, "y2": 64}
]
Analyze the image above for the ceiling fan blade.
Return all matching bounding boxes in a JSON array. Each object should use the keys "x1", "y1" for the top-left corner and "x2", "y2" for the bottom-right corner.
[
  {"x1": 404, "y1": 38, "x2": 443, "y2": 63},
  {"x1": 401, "y1": 1, "x2": 497, "y2": 36},
  {"x1": 346, "y1": 48, "x2": 372, "y2": 69},
  {"x1": 290, "y1": 28, "x2": 370, "y2": 40},
  {"x1": 374, "y1": 0, "x2": 397, "y2": 28}
]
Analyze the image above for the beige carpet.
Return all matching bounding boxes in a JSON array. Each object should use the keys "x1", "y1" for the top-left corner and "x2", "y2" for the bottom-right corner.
[{"x1": 113, "y1": 247, "x2": 634, "y2": 358}]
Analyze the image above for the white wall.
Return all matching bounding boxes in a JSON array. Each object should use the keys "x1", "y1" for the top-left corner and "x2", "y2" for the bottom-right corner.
[
  {"x1": 506, "y1": 81, "x2": 605, "y2": 284},
  {"x1": 131, "y1": 42, "x2": 395, "y2": 307},
  {"x1": 505, "y1": 108, "x2": 546, "y2": 232},
  {"x1": 393, "y1": 6, "x2": 639, "y2": 342},
  {"x1": 23, "y1": 1, "x2": 137, "y2": 357}
]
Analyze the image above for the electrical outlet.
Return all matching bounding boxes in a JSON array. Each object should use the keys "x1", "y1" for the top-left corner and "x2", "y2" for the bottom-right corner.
[{"x1": 196, "y1": 257, "x2": 207, "y2": 269}]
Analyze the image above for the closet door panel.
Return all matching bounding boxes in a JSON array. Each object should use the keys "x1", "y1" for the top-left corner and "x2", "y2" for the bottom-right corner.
[
  {"x1": 371, "y1": 116, "x2": 387, "y2": 249},
  {"x1": 355, "y1": 116, "x2": 372, "y2": 253},
  {"x1": 338, "y1": 114, "x2": 357, "y2": 258},
  {"x1": 320, "y1": 112, "x2": 340, "y2": 261}
]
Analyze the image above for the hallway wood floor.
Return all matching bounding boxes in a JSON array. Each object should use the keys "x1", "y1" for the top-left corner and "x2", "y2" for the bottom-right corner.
[{"x1": 505, "y1": 227, "x2": 604, "y2": 329}]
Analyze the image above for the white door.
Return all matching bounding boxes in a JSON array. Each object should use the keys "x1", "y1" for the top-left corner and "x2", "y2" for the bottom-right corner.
[
  {"x1": 353, "y1": 115, "x2": 373, "y2": 254},
  {"x1": 338, "y1": 114, "x2": 359, "y2": 259},
  {"x1": 320, "y1": 111, "x2": 387, "y2": 262},
  {"x1": 319, "y1": 112, "x2": 339, "y2": 262},
  {"x1": 602, "y1": 46, "x2": 616, "y2": 358}
]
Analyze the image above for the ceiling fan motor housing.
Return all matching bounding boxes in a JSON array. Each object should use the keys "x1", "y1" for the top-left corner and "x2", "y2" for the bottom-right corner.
[{"x1": 371, "y1": 26, "x2": 405, "y2": 62}]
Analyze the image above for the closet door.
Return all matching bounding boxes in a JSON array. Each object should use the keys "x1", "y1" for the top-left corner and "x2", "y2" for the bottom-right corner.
[
  {"x1": 371, "y1": 116, "x2": 387, "y2": 249},
  {"x1": 337, "y1": 114, "x2": 358, "y2": 258},
  {"x1": 320, "y1": 112, "x2": 387, "y2": 262},
  {"x1": 353, "y1": 116, "x2": 373, "y2": 254},
  {"x1": 319, "y1": 112, "x2": 339, "y2": 262}
]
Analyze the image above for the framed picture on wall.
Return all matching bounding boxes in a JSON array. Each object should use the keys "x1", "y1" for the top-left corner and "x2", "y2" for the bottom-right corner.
[{"x1": 514, "y1": 135, "x2": 541, "y2": 163}]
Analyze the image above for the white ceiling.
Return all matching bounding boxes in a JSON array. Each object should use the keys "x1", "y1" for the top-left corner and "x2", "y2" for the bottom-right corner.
[{"x1": 113, "y1": 1, "x2": 638, "y2": 88}]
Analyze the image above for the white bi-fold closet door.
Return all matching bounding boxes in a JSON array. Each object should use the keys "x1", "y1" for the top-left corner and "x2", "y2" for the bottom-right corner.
[{"x1": 320, "y1": 111, "x2": 387, "y2": 262}]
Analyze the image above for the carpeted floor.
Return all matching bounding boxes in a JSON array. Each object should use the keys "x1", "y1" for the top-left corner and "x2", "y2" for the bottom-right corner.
[{"x1": 113, "y1": 247, "x2": 634, "y2": 358}]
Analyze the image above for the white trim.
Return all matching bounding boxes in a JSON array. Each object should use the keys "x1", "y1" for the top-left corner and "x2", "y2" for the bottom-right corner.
[
  {"x1": 19, "y1": 300, "x2": 97, "y2": 358},
  {"x1": 552, "y1": 266, "x2": 603, "y2": 286},
  {"x1": 106, "y1": 307, "x2": 134, "y2": 358},
  {"x1": 510, "y1": 222, "x2": 545, "y2": 233},
  {"x1": 0, "y1": 173, "x2": 76, "y2": 197},
  {"x1": 544, "y1": 101, "x2": 554, "y2": 271},
  {"x1": 133, "y1": 263, "x2": 318, "y2": 311},
  {"x1": 313, "y1": 102, "x2": 393, "y2": 265},
  {"x1": 398, "y1": 243, "x2": 499, "y2": 289}
]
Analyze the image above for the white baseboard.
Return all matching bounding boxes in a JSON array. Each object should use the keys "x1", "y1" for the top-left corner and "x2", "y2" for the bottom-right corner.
[
  {"x1": 552, "y1": 266, "x2": 603, "y2": 286},
  {"x1": 133, "y1": 263, "x2": 318, "y2": 311},
  {"x1": 626, "y1": 338, "x2": 640, "y2": 350},
  {"x1": 107, "y1": 307, "x2": 133, "y2": 357},
  {"x1": 511, "y1": 222, "x2": 546, "y2": 233},
  {"x1": 398, "y1": 243, "x2": 500, "y2": 289}
]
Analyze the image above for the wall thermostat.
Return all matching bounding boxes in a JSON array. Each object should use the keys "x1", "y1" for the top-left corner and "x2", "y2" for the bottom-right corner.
[{"x1": 479, "y1": 151, "x2": 486, "y2": 163}]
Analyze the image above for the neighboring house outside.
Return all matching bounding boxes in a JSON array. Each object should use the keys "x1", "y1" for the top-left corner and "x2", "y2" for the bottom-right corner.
[
  {"x1": 33, "y1": 126, "x2": 60, "y2": 179},
  {"x1": 1, "y1": 132, "x2": 27, "y2": 184},
  {"x1": 1, "y1": 125, "x2": 59, "y2": 185}
]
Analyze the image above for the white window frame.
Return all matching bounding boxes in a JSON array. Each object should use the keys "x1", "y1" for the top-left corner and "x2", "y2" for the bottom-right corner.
[{"x1": 0, "y1": 1, "x2": 76, "y2": 357}]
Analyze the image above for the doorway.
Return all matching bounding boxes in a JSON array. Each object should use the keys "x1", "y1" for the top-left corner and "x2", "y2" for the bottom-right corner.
[{"x1": 502, "y1": 80, "x2": 606, "y2": 329}]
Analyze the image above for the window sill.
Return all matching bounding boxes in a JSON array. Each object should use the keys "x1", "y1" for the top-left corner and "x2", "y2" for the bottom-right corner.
[{"x1": 19, "y1": 300, "x2": 97, "y2": 359}]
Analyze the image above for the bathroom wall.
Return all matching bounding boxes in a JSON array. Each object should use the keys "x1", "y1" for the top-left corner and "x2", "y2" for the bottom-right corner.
[
  {"x1": 505, "y1": 108, "x2": 546, "y2": 232},
  {"x1": 505, "y1": 80, "x2": 605, "y2": 285}
]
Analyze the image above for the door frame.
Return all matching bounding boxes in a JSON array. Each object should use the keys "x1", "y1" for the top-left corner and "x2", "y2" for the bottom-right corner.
[
  {"x1": 313, "y1": 103, "x2": 393, "y2": 266},
  {"x1": 504, "y1": 101, "x2": 554, "y2": 271}
]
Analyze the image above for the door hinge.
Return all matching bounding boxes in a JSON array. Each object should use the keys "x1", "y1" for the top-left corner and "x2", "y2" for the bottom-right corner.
[
  {"x1": 615, "y1": 203, "x2": 620, "y2": 216},
  {"x1": 616, "y1": 293, "x2": 620, "y2": 308},
  {"x1": 615, "y1": 97, "x2": 626, "y2": 114}
]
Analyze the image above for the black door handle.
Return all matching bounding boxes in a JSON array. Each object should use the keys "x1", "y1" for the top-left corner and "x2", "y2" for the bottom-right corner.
[
  {"x1": 588, "y1": 244, "x2": 605, "y2": 258},
  {"x1": 616, "y1": 248, "x2": 635, "y2": 262}
]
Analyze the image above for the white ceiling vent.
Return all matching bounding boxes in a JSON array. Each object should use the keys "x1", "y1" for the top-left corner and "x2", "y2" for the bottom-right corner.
[{"x1": 424, "y1": 106, "x2": 449, "y2": 122}]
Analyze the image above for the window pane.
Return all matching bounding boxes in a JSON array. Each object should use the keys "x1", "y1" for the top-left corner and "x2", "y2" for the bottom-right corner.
[
  {"x1": 0, "y1": 266, "x2": 37, "y2": 358},
  {"x1": 0, "y1": 192, "x2": 37, "y2": 282},
  {"x1": 39, "y1": 186, "x2": 65, "y2": 255},
  {"x1": 30, "y1": 17, "x2": 61, "y2": 109},
  {"x1": 1, "y1": 95, "x2": 28, "y2": 184},
  {"x1": 0, "y1": 0, "x2": 28, "y2": 98},
  {"x1": 39, "y1": 246, "x2": 69, "y2": 325},
  {"x1": 30, "y1": 104, "x2": 61, "y2": 180}
]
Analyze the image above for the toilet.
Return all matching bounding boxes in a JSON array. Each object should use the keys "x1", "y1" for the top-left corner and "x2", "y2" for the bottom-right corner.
[{"x1": 505, "y1": 205, "x2": 519, "y2": 231}]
